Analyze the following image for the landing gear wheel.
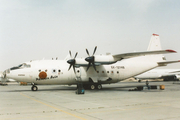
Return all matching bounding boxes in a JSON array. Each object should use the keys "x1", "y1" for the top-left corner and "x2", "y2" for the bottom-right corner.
[
  {"x1": 90, "y1": 84, "x2": 95, "y2": 90},
  {"x1": 31, "y1": 85, "x2": 38, "y2": 91},
  {"x1": 96, "y1": 84, "x2": 102, "y2": 90}
]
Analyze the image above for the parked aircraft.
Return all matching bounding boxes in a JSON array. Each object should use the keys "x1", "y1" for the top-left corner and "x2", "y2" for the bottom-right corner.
[
  {"x1": 2, "y1": 34, "x2": 180, "y2": 91},
  {"x1": 135, "y1": 69, "x2": 180, "y2": 81}
]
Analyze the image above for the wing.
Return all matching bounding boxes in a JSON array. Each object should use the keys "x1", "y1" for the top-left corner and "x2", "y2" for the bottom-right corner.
[{"x1": 113, "y1": 49, "x2": 176, "y2": 60}]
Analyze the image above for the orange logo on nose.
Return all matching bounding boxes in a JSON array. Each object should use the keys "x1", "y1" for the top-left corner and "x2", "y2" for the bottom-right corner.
[{"x1": 39, "y1": 71, "x2": 47, "y2": 79}]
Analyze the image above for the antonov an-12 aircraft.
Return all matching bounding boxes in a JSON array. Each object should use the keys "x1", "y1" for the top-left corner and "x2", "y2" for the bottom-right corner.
[{"x1": 2, "y1": 34, "x2": 180, "y2": 91}]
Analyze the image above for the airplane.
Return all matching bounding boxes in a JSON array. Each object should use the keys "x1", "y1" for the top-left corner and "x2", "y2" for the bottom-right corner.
[
  {"x1": 134, "y1": 68, "x2": 180, "y2": 82},
  {"x1": 2, "y1": 34, "x2": 180, "y2": 91}
]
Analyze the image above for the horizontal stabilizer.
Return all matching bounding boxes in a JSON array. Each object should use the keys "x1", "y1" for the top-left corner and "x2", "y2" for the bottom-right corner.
[
  {"x1": 113, "y1": 49, "x2": 176, "y2": 60},
  {"x1": 158, "y1": 60, "x2": 180, "y2": 66},
  {"x1": 169, "y1": 70, "x2": 180, "y2": 73}
]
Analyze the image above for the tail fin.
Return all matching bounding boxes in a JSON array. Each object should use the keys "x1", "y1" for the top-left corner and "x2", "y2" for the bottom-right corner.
[{"x1": 147, "y1": 34, "x2": 162, "y2": 51}]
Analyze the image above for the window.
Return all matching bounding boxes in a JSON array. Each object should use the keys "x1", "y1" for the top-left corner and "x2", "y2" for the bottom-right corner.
[
  {"x1": 107, "y1": 71, "x2": 109, "y2": 73},
  {"x1": 23, "y1": 63, "x2": 31, "y2": 68},
  {"x1": 111, "y1": 71, "x2": 114, "y2": 73},
  {"x1": 10, "y1": 63, "x2": 31, "y2": 70},
  {"x1": 52, "y1": 69, "x2": 56, "y2": 73},
  {"x1": 117, "y1": 71, "x2": 119, "y2": 74},
  {"x1": 102, "y1": 71, "x2": 104, "y2": 73},
  {"x1": 58, "y1": 70, "x2": 61, "y2": 72},
  {"x1": 97, "y1": 71, "x2": 99, "y2": 73}
]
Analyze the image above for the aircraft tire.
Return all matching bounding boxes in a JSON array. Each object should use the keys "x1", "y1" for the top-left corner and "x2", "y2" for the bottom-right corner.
[
  {"x1": 31, "y1": 86, "x2": 38, "y2": 91},
  {"x1": 90, "y1": 84, "x2": 95, "y2": 90},
  {"x1": 96, "y1": 84, "x2": 102, "y2": 90}
]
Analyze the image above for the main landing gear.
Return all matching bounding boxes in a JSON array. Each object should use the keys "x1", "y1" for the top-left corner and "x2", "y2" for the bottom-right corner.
[
  {"x1": 76, "y1": 83, "x2": 102, "y2": 94},
  {"x1": 83, "y1": 84, "x2": 102, "y2": 90}
]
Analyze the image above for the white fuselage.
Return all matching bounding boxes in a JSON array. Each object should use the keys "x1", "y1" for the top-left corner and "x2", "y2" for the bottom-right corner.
[{"x1": 6, "y1": 55, "x2": 160, "y2": 85}]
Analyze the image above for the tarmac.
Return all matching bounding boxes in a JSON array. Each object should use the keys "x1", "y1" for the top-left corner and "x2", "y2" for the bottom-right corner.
[{"x1": 1, "y1": 81, "x2": 180, "y2": 120}]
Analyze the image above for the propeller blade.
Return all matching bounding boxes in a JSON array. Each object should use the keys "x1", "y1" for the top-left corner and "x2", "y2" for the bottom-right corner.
[
  {"x1": 74, "y1": 52, "x2": 78, "y2": 59},
  {"x1": 93, "y1": 46, "x2": 97, "y2": 56},
  {"x1": 86, "y1": 49, "x2": 90, "y2": 56},
  {"x1": 86, "y1": 62, "x2": 91, "y2": 71},
  {"x1": 68, "y1": 64, "x2": 72, "y2": 71},
  {"x1": 69, "y1": 51, "x2": 72, "y2": 58},
  {"x1": 92, "y1": 62, "x2": 96, "y2": 71},
  {"x1": 73, "y1": 65, "x2": 76, "y2": 73}
]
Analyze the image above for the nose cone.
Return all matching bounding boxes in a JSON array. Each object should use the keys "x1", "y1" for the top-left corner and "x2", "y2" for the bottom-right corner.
[{"x1": 67, "y1": 59, "x2": 75, "y2": 64}]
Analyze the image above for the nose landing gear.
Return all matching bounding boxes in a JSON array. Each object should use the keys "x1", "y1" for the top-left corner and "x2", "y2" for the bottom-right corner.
[
  {"x1": 31, "y1": 85, "x2": 38, "y2": 91},
  {"x1": 31, "y1": 83, "x2": 38, "y2": 91}
]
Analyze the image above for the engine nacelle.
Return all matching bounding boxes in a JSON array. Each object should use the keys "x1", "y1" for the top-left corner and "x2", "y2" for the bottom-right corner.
[{"x1": 74, "y1": 55, "x2": 116, "y2": 67}]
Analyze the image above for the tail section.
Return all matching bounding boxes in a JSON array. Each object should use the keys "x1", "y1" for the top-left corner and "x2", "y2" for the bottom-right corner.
[
  {"x1": 147, "y1": 34, "x2": 162, "y2": 51},
  {"x1": 147, "y1": 34, "x2": 166, "y2": 62}
]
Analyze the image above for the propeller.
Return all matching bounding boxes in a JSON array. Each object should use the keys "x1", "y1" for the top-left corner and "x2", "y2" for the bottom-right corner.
[
  {"x1": 67, "y1": 51, "x2": 78, "y2": 73},
  {"x1": 85, "y1": 46, "x2": 97, "y2": 71}
]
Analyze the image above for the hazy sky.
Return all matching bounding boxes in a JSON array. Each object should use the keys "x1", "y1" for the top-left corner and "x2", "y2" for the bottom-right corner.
[{"x1": 1, "y1": 0, "x2": 180, "y2": 71}]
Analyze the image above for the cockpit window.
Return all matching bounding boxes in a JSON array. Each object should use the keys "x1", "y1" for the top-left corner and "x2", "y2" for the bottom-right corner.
[
  {"x1": 18, "y1": 64, "x2": 23, "y2": 67},
  {"x1": 10, "y1": 63, "x2": 31, "y2": 70}
]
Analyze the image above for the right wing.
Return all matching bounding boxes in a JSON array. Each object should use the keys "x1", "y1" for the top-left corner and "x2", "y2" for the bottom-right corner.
[{"x1": 113, "y1": 49, "x2": 176, "y2": 61}]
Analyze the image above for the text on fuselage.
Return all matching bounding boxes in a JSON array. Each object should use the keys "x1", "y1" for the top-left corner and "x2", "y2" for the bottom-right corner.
[
  {"x1": 111, "y1": 66, "x2": 125, "y2": 69},
  {"x1": 36, "y1": 75, "x2": 58, "y2": 81}
]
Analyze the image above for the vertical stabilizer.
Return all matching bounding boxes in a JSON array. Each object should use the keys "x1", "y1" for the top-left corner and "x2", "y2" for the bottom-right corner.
[{"x1": 147, "y1": 34, "x2": 162, "y2": 51}]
